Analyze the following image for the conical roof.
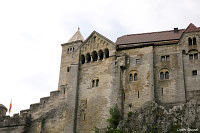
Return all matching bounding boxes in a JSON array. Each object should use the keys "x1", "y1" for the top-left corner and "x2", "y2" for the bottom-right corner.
[{"x1": 67, "y1": 28, "x2": 84, "y2": 43}]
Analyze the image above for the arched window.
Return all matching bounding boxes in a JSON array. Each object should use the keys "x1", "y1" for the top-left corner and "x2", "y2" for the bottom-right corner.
[
  {"x1": 134, "y1": 73, "x2": 137, "y2": 81},
  {"x1": 96, "y1": 79, "x2": 99, "y2": 87},
  {"x1": 193, "y1": 37, "x2": 197, "y2": 45},
  {"x1": 92, "y1": 80, "x2": 95, "y2": 87},
  {"x1": 81, "y1": 55, "x2": 85, "y2": 64},
  {"x1": 165, "y1": 71, "x2": 169, "y2": 79},
  {"x1": 92, "y1": 51, "x2": 98, "y2": 61},
  {"x1": 188, "y1": 38, "x2": 192, "y2": 46},
  {"x1": 160, "y1": 72, "x2": 164, "y2": 80},
  {"x1": 86, "y1": 53, "x2": 91, "y2": 63},
  {"x1": 160, "y1": 69, "x2": 169, "y2": 80},
  {"x1": 104, "y1": 48, "x2": 109, "y2": 58},
  {"x1": 98, "y1": 50, "x2": 103, "y2": 60},
  {"x1": 129, "y1": 73, "x2": 133, "y2": 81}
]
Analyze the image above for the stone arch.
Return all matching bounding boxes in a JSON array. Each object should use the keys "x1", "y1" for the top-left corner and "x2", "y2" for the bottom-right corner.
[
  {"x1": 129, "y1": 70, "x2": 137, "y2": 82},
  {"x1": 86, "y1": 53, "x2": 91, "y2": 63},
  {"x1": 80, "y1": 55, "x2": 85, "y2": 64},
  {"x1": 96, "y1": 79, "x2": 99, "y2": 87},
  {"x1": 165, "y1": 71, "x2": 169, "y2": 79},
  {"x1": 159, "y1": 68, "x2": 169, "y2": 80},
  {"x1": 129, "y1": 73, "x2": 133, "y2": 81},
  {"x1": 92, "y1": 80, "x2": 95, "y2": 87},
  {"x1": 104, "y1": 48, "x2": 109, "y2": 58},
  {"x1": 98, "y1": 50, "x2": 103, "y2": 60},
  {"x1": 92, "y1": 51, "x2": 98, "y2": 61},
  {"x1": 160, "y1": 72, "x2": 164, "y2": 80},
  {"x1": 134, "y1": 73, "x2": 138, "y2": 81}
]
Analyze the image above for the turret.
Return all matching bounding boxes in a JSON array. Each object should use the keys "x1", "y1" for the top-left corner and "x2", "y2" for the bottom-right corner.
[
  {"x1": 0, "y1": 104, "x2": 7, "y2": 117},
  {"x1": 58, "y1": 28, "x2": 84, "y2": 90}
]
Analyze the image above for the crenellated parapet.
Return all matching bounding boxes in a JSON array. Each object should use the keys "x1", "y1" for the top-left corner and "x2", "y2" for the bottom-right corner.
[{"x1": 0, "y1": 113, "x2": 26, "y2": 128}]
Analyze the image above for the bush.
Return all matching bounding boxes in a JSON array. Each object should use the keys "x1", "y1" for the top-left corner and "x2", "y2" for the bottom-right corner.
[{"x1": 107, "y1": 104, "x2": 121, "y2": 129}]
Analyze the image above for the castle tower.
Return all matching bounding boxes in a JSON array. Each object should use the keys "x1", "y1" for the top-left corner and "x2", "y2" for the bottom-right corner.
[
  {"x1": 57, "y1": 28, "x2": 84, "y2": 132},
  {"x1": 0, "y1": 104, "x2": 7, "y2": 117},
  {"x1": 58, "y1": 28, "x2": 84, "y2": 90}
]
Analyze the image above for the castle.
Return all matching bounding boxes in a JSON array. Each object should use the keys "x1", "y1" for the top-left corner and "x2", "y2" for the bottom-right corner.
[{"x1": 0, "y1": 23, "x2": 200, "y2": 132}]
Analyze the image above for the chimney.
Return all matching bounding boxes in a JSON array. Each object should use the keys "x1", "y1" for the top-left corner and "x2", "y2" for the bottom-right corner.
[{"x1": 174, "y1": 28, "x2": 179, "y2": 33}]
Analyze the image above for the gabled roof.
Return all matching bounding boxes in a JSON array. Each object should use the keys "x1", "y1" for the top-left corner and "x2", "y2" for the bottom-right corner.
[
  {"x1": 79, "y1": 30, "x2": 115, "y2": 49},
  {"x1": 116, "y1": 29, "x2": 184, "y2": 45},
  {"x1": 116, "y1": 23, "x2": 200, "y2": 46},
  {"x1": 184, "y1": 23, "x2": 200, "y2": 33},
  {"x1": 67, "y1": 28, "x2": 84, "y2": 43}
]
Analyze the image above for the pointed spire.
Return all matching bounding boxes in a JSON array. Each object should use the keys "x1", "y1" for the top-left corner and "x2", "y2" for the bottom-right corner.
[
  {"x1": 67, "y1": 27, "x2": 84, "y2": 43},
  {"x1": 184, "y1": 23, "x2": 199, "y2": 33}
]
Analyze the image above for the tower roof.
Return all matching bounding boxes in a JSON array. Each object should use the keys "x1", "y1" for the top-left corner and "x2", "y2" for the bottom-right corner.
[
  {"x1": 184, "y1": 23, "x2": 199, "y2": 33},
  {"x1": 67, "y1": 28, "x2": 84, "y2": 43}
]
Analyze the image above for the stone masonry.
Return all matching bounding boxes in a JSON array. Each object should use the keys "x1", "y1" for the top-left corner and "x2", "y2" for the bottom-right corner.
[{"x1": 0, "y1": 23, "x2": 200, "y2": 133}]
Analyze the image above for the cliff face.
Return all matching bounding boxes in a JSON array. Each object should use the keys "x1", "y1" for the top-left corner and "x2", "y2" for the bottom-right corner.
[{"x1": 118, "y1": 98, "x2": 200, "y2": 132}]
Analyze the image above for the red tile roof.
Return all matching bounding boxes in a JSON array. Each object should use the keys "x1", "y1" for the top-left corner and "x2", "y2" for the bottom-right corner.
[
  {"x1": 116, "y1": 23, "x2": 200, "y2": 46},
  {"x1": 184, "y1": 23, "x2": 199, "y2": 33},
  {"x1": 116, "y1": 29, "x2": 184, "y2": 45}
]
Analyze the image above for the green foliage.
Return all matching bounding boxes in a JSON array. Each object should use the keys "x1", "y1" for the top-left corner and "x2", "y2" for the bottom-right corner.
[
  {"x1": 105, "y1": 127, "x2": 124, "y2": 133},
  {"x1": 93, "y1": 127, "x2": 100, "y2": 133},
  {"x1": 127, "y1": 111, "x2": 133, "y2": 118},
  {"x1": 94, "y1": 105, "x2": 124, "y2": 133},
  {"x1": 107, "y1": 104, "x2": 121, "y2": 129}
]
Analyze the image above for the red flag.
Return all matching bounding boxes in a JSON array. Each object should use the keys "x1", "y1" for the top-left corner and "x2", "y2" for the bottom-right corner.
[{"x1": 9, "y1": 100, "x2": 12, "y2": 114}]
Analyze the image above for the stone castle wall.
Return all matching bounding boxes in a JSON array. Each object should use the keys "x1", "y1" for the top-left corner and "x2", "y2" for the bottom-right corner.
[{"x1": 0, "y1": 29, "x2": 199, "y2": 133}]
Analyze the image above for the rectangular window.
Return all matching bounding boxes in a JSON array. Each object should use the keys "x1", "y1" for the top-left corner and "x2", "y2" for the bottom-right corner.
[
  {"x1": 161, "y1": 55, "x2": 170, "y2": 61},
  {"x1": 136, "y1": 59, "x2": 140, "y2": 64},
  {"x1": 166, "y1": 55, "x2": 170, "y2": 61},
  {"x1": 67, "y1": 67, "x2": 70, "y2": 72},
  {"x1": 194, "y1": 53, "x2": 198, "y2": 59},
  {"x1": 192, "y1": 70, "x2": 197, "y2": 76},
  {"x1": 189, "y1": 54, "x2": 193, "y2": 60},
  {"x1": 161, "y1": 56, "x2": 165, "y2": 61},
  {"x1": 126, "y1": 57, "x2": 130, "y2": 64},
  {"x1": 189, "y1": 53, "x2": 198, "y2": 60}
]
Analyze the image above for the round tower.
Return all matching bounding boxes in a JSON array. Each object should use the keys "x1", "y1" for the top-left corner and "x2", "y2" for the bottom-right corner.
[{"x1": 0, "y1": 104, "x2": 7, "y2": 117}]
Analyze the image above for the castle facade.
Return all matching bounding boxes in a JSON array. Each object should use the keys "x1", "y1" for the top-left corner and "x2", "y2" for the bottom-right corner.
[{"x1": 0, "y1": 23, "x2": 200, "y2": 133}]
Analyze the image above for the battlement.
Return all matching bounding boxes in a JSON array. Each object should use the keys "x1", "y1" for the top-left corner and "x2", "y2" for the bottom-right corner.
[{"x1": 0, "y1": 114, "x2": 26, "y2": 128}]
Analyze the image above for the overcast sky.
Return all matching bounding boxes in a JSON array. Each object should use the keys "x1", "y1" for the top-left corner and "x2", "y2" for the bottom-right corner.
[{"x1": 0, "y1": 0, "x2": 200, "y2": 115}]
